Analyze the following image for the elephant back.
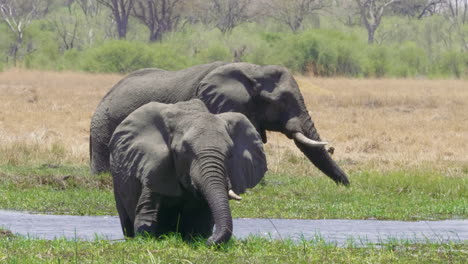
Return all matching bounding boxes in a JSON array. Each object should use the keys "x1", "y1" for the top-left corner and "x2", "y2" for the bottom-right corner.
[{"x1": 91, "y1": 62, "x2": 228, "y2": 164}]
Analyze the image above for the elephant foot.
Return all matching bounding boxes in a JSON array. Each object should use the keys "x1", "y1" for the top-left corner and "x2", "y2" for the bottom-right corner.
[
  {"x1": 179, "y1": 206, "x2": 214, "y2": 242},
  {"x1": 135, "y1": 223, "x2": 158, "y2": 237}
]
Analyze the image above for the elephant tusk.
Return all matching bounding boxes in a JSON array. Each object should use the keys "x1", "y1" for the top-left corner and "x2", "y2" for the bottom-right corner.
[
  {"x1": 293, "y1": 132, "x2": 328, "y2": 147},
  {"x1": 228, "y1": 190, "x2": 242, "y2": 201}
]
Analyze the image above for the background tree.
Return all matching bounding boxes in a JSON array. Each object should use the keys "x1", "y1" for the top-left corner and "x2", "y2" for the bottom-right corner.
[
  {"x1": 355, "y1": 0, "x2": 400, "y2": 44},
  {"x1": 442, "y1": 0, "x2": 468, "y2": 51},
  {"x1": 97, "y1": 0, "x2": 135, "y2": 39},
  {"x1": 418, "y1": 0, "x2": 444, "y2": 18},
  {"x1": 387, "y1": 0, "x2": 443, "y2": 18},
  {"x1": 331, "y1": 0, "x2": 361, "y2": 27},
  {"x1": 0, "y1": 0, "x2": 41, "y2": 65},
  {"x1": 76, "y1": 0, "x2": 100, "y2": 16},
  {"x1": 208, "y1": 0, "x2": 252, "y2": 34},
  {"x1": 76, "y1": 0, "x2": 101, "y2": 45},
  {"x1": 443, "y1": 0, "x2": 468, "y2": 24},
  {"x1": 132, "y1": 0, "x2": 185, "y2": 42},
  {"x1": 50, "y1": 14, "x2": 79, "y2": 50},
  {"x1": 265, "y1": 0, "x2": 328, "y2": 32}
]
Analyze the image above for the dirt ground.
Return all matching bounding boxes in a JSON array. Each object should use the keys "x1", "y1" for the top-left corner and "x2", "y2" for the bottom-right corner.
[{"x1": 0, "y1": 68, "x2": 467, "y2": 172}]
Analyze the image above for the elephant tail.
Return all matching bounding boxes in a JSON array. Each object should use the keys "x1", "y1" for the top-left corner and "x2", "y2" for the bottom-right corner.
[{"x1": 89, "y1": 136, "x2": 93, "y2": 167}]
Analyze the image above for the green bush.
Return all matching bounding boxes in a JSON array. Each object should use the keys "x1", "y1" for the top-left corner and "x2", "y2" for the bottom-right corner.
[
  {"x1": 271, "y1": 31, "x2": 321, "y2": 73},
  {"x1": 150, "y1": 43, "x2": 192, "y2": 70},
  {"x1": 23, "y1": 39, "x2": 61, "y2": 70},
  {"x1": 59, "y1": 49, "x2": 83, "y2": 71},
  {"x1": 335, "y1": 42, "x2": 363, "y2": 76},
  {"x1": 22, "y1": 20, "x2": 65, "y2": 70},
  {"x1": 365, "y1": 46, "x2": 391, "y2": 77},
  {"x1": 392, "y1": 42, "x2": 428, "y2": 77},
  {"x1": 271, "y1": 29, "x2": 365, "y2": 76},
  {"x1": 436, "y1": 50, "x2": 468, "y2": 78},
  {"x1": 196, "y1": 44, "x2": 231, "y2": 62},
  {"x1": 241, "y1": 31, "x2": 283, "y2": 65},
  {"x1": 261, "y1": 32, "x2": 283, "y2": 44},
  {"x1": 83, "y1": 40, "x2": 157, "y2": 73}
]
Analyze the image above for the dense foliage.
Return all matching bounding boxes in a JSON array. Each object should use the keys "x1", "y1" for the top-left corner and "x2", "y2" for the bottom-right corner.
[{"x1": 0, "y1": 0, "x2": 467, "y2": 78}]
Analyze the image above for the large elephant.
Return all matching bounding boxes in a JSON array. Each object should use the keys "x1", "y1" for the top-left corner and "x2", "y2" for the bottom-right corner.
[
  {"x1": 91, "y1": 62, "x2": 349, "y2": 185},
  {"x1": 110, "y1": 99, "x2": 266, "y2": 244}
]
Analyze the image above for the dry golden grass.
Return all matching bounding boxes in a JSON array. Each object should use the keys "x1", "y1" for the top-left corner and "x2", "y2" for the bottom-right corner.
[
  {"x1": 0, "y1": 68, "x2": 120, "y2": 165},
  {"x1": 0, "y1": 69, "x2": 467, "y2": 174}
]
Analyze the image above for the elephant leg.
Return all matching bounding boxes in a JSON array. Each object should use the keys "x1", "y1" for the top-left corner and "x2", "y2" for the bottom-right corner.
[
  {"x1": 115, "y1": 192, "x2": 134, "y2": 237},
  {"x1": 179, "y1": 204, "x2": 214, "y2": 241},
  {"x1": 113, "y1": 172, "x2": 142, "y2": 238},
  {"x1": 153, "y1": 205, "x2": 181, "y2": 237},
  {"x1": 134, "y1": 191, "x2": 182, "y2": 238},
  {"x1": 134, "y1": 186, "x2": 161, "y2": 236}
]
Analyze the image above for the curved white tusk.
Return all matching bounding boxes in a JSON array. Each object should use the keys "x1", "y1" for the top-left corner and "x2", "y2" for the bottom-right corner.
[
  {"x1": 293, "y1": 132, "x2": 328, "y2": 147},
  {"x1": 228, "y1": 190, "x2": 242, "y2": 201}
]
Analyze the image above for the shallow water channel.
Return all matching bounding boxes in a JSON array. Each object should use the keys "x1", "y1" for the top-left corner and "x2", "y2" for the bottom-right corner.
[{"x1": 1, "y1": 210, "x2": 466, "y2": 246}]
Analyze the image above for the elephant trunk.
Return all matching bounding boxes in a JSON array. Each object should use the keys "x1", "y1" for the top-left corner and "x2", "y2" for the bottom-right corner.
[
  {"x1": 294, "y1": 115, "x2": 350, "y2": 185},
  {"x1": 196, "y1": 153, "x2": 233, "y2": 245}
]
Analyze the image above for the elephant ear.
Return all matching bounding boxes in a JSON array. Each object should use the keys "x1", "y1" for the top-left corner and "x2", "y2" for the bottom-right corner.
[
  {"x1": 109, "y1": 103, "x2": 183, "y2": 197},
  {"x1": 217, "y1": 112, "x2": 267, "y2": 194},
  {"x1": 197, "y1": 64, "x2": 260, "y2": 115},
  {"x1": 197, "y1": 63, "x2": 284, "y2": 143}
]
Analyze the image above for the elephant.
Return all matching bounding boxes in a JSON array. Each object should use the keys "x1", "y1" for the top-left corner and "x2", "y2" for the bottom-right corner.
[
  {"x1": 109, "y1": 99, "x2": 267, "y2": 244},
  {"x1": 91, "y1": 62, "x2": 349, "y2": 185}
]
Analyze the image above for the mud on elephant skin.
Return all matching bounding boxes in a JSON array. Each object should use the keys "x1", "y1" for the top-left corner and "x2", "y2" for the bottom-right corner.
[
  {"x1": 109, "y1": 99, "x2": 267, "y2": 245},
  {"x1": 91, "y1": 62, "x2": 349, "y2": 185}
]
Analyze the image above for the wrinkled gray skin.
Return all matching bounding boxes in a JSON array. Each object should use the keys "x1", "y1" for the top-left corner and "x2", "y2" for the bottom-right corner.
[
  {"x1": 109, "y1": 99, "x2": 266, "y2": 245},
  {"x1": 91, "y1": 62, "x2": 349, "y2": 185}
]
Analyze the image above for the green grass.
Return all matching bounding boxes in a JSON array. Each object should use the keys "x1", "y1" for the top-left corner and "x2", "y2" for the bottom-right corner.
[
  {"x1": 0, "y1": 164, "x2": 114, "y2": 215},
  {"x1": 0, "y1": 164, "x2": 466, "y2": 220},
  {"x1": 0, "y1": 233, "x2": 466, "y2": 263},
  {"x1": 234, "y1": 169, "x2": 467, "y2": 220},
  {"x1": 0, "y1": 163, "x2": 466, "y2": 262}
]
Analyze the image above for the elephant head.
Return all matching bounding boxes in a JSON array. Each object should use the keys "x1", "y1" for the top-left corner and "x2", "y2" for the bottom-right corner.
[
  {"x1": 197, "y1": 63, "x2": 349, "y2": 185},
  {"x1": 109, "y1": 99, "x2": 267, "y2": 244}
]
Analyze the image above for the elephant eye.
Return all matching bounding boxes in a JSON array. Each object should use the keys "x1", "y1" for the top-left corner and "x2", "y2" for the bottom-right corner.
[{"x1": 179, "y1": 141, "x2": 191, "y2": 155}]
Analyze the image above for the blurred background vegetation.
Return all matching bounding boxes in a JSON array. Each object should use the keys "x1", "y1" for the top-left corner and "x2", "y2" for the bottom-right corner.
[{"x1": 0, "y1": 0, "x2": 467, "y2": 77}]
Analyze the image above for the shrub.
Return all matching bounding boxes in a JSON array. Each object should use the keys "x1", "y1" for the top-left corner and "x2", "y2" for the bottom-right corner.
[
  {"x1": 436, "y1": 50, "x2": 468, "y2": 78},
  {"x1": 335, "y1": 42, "x2": 363, "y2": 76},
  {"x1": 365, "y1": 46, "x2": 391, "y2": 77},
  {"x1": 196, "y1": 44, "x2": 231, "y2": 63},
  {"x1": 271, "y1": 29, "x2": 365, "y2": 76},
  {"x1": 19, "y1": 20, "x2": 61, "y2": 70},
  {"x1": 150, "y1": 43, "x2": 192, "y2": 70},
  {"x1": 23, "y1": 40, "x2": 61, "y2": 70},
  {"x1": 271, "y1": 31, "x2": 322, "y2": 73},
  {"x1": 393, "y1": 42, "x2": 428, "y2": 77},
  {"x1": 59, "y1": 49, "x2": 83, "y2": 71},
  {"x1": 83, "y1": 40, "x2": 156, "y2": 73}
]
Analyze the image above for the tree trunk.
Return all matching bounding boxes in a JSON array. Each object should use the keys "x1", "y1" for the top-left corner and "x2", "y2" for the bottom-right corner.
[
  {"x1": 117, "y1": 19, "x2": 127, "y2": 39},
  {"x1": 367, "y1": 26, "x2": 376, "y2": 44},
  {"x1": 149, "y1": 29, "x2": 162, "y2": 42}
]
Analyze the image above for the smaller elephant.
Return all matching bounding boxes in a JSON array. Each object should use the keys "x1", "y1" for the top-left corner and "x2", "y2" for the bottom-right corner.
[{"x1": 109, "y1": 99, "x2": 267, "y2": 244}]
